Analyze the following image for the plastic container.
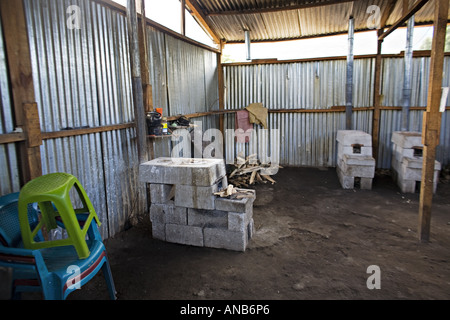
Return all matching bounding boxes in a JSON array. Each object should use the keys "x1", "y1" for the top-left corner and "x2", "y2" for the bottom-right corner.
[{"x1": 162, "y1": 117, "x2": 168, "y2": 135}]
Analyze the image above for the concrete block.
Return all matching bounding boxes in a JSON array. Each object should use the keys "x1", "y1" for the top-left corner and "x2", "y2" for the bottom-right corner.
[
  {"x1": 150, "y1": 202, "x2": 187, "y2": 225},
  {"x1": 139, "y1": 157, "x2": 226, "y2": 186},
  {"x1": 342, "y1": 154, "x2": 376, "y2": 167},
  {"x1": 165, "y1": 224, "x2": 204, "y2": 247},
  {"x1": 393, "y1": 144, "x2": 415, "y2": 160},
  {"x1": 175, "y1": 183, "x2": 220, "y2": 210},
  {"x1": 391, "y1": 131, "x2": 423, "y2": 149},
  {"x1": 150, "y1": 204, "x2": 166, "y2": 224},
  {"x1": 336, "y1": 130, "x2": 372, "y2": 147},
  {"x1": 215, "y1": 191, "x2": 255, "y2": 213},
  {"x1": 399, "y1": 165, "x2": 422, "y2": 182},
  {"x1": 398, "y1": 179, "x2": 417, "y2": 194},
  {"x1": 338, "y1": 144, "x2": 372, "y2": 157},
  {"x1": 402, "y1": 157, "x2": 441, "y2": 171},
  {"x1": 228, "y1": 211, "x2": 252, "y2": 232},
  {"x1": 338, "y1": 155, "x2": 375, "y2": 178},
  {"x1": 248, "y1": 218, "x2": 255, "y2": 239},
  {"x1": 360, "y1": 177, "x2": 373, "y2": 190},
  {"x1": 151, "y1": 222, "x2": 166, "y2": 241},
  {"x1": 150, "y1": 184, "x2": 174, "y2": 204},
  {"x1": 204, "y1": 227, "x2": 249, "y2": 252},
  {"x1": 336, "y1": 166, "x2": 355, "y2": 189},
  {"x1": 188, "y1": 208, "x2": 228, "y2": 229}
]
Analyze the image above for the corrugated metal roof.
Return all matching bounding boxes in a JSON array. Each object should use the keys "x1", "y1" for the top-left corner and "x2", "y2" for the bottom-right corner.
[{"x1": 191, "y1": 0, "x2": 449, "y2": 42}]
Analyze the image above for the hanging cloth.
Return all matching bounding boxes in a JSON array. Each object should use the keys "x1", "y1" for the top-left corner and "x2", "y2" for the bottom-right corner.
[
  {"x1": 235, "y1": 110, "x2": 253, "y2": 143},
  {"x1": 245, "y1": 103, "x2": 268, "y2": 129}
]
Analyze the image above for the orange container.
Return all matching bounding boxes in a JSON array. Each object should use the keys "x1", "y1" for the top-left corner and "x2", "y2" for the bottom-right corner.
[{"x1": 156, "y1": 108, "x2": 163, "y2": 116}]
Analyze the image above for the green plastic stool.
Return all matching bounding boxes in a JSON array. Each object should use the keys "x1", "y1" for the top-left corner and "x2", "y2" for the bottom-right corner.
[{"x1": 18, "y1": 173, "x2": 101, "y2": 259}]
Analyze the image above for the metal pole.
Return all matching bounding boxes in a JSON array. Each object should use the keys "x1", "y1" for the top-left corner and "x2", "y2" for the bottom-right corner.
[
  {"x1": 346, "y1": 17, "x2": 354, "y2": 130},
  {"x1": 245, "y1": 30, "x2": 251, "y2": 61},
  {"x1": 127, "y1": 0, "x2": 148, "y2": 163},
  {"x1": 401, "y1": 16, "x2": 414, "y2": 131}
]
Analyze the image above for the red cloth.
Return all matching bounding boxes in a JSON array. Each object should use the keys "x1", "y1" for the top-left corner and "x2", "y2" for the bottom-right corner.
[{"x1": 235, "y1": 110, "x2": 253, "y2": 143}]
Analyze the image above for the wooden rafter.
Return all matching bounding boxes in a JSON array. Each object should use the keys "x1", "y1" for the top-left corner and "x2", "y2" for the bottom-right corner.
[
  {"x1": 185, "y1": 0, "x2": 221, "y2": 44},
  {"x1": 378, "y1": 0, "x2": 430, "y2": 41},
  {"x1": 379, "y1": 0, "x2": 398, "y2": 30}
]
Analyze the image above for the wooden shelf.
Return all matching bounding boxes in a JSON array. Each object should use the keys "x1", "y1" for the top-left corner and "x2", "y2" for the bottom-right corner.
[{"x1": 147, "y1": 134, "x2": 172, "y2": 139}]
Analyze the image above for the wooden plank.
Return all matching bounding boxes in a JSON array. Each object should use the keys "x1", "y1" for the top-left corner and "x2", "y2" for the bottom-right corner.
[
  {"x1": 23, "y1": 103, "x2": 42, "y2": 148},
  {"x1": 185, "y1": 0, "x2": 221, "y2": 44},
  {"x1": 127, "y1": 0, "x2": 148, "y2": 163},
  {"x1": 418, "y1": 0, "x2": 449, "y2": 242},
  {"x1": 138, "y1": 0, "x2": 150, "y2": 85},
  {"x1": 223, "y1": 51, "x2": 450, "y2": 66},
  {"x1": 217, "y1": 40, "x2": 225, "y2": 135},
  {"x1": 372, "y1": 29, "x2": 384, "y2": 162},
  {"x1": 143, "y1": 84, "x2": 154, "y2": 113},
  {"x1": 378, "y1": 0, "x2": 430, "y2": 41},
  {"x1": 41, "y1": 123, "x2": 135, "y2": 140},
  {"x1": 0, "y1": 133, "x2": 26, "y2": 144},
  {"x1": 181, "y1": 0, "x2": 186, "y2": 36},
  {"x1": 0, "y1": 0, "x2": 42, "y2": 183}
]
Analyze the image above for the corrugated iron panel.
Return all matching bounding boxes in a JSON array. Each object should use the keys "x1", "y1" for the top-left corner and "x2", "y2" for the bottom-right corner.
[
  {"x1": 224, "y1": 56, "x2": 450, "y2": 168},
  {"x1": 224, "y1": 59, "x2": 374, "y2": 110},
  {"x1": 23, "y1": 0, "x2": 143, "y2": 238},
  {"x1": 0, "y1": 13, "x2": 21, "y2": 195},
  {"x1": 147, "y1": 26, "x2": 169, "y2": 112},
  {"x1": 386, "y1": 0, "x2": 442, "y2": 26},
  {"x1": 101, "y1": 128, "x2": 143, "y2": 236},
  {"x1": 164, "y1": 36, "x2": 219, "y2": 116},
  {"x1": 376, "y1": 55, "x2": 450, "y2": 168},
  {"x1": 198, "y1": 0, "x2": 443, "y2": 42}
]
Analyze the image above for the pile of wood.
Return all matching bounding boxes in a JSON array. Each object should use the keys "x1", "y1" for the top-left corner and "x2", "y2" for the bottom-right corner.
[{"x1": 228, "y1": 154, "x2": 279, "y2": 188}]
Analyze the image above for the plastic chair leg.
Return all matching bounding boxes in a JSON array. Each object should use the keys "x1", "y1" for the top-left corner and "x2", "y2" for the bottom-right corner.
[
  {"x1": 101, "y1": 258, "x2": 117, "y2": 300},
  {"x1": 57, "y1": 201, "x2": 90, "y2": 259}
]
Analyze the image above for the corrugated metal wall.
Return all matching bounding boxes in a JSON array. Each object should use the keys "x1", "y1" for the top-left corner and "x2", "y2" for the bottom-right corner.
[
  {"x1": 224, "y1": 56, "x2": 450, "y2": 168},
  {"x1": 22, "y1": 0, "x2": 141, "y2": 238},
  {"x1": 146, "y1": 25, "x2": 220, "y2": 158},
  {"x1": 378, "y1": 56, "x2": 450, "y2": 168},
  {"x1": 0, "y1": 0, "x2": 220, "y2": 238}
]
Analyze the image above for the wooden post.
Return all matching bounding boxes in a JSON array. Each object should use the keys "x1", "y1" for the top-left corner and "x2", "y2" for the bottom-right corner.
[
  {"x1": 217, "y1": 41, "x2": 225, "y2": 134},
  {"x1": 138, "y1": 0, "x2": 153, "y2": 113},
  {"x1": 0, "y1": 0, "x2": 42, "y2": 184},
  {"x1": 127, "y1": 0, "x2": 148, "y2": 163},
  {"x1": 418, "y1": 0, "x2": 448, "y2": 242},
  {"x1": 181, "y1": 0, "x2": 186, "y2": 36},
  {"x1": 217, "y1": 41, "x2": 225, "y2": 157},
  {"x1": 372, "y1": 29, "x2": 383, "y2": 163}
]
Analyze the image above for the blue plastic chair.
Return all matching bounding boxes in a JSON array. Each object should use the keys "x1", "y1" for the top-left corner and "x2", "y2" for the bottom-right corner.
[{"x1": 0, "y1": 192, "x2": 117, "y2": 300}]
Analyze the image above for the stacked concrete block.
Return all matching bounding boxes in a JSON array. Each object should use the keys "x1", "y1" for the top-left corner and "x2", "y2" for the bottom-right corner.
[
  {"x1": 139, "y1": 157, "x2": 255, "y2": 252},
  {"x1": 336, "y1": 130, "x2": 376, "y2": 190},
  {"x1": 391, "y1": 131, "x2": 441, "y2": 193}
]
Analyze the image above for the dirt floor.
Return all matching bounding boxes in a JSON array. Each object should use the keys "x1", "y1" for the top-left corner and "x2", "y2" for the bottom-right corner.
[{"x1": 31, "y1": 167, "x2": 450, "y2": 301}]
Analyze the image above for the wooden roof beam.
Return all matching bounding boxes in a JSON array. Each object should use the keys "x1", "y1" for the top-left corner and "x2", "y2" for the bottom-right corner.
[
  {"x1": 379, "y1": 0, "x2": 398, "y2": 30},
  {"x1": 378, "y1": 0, "x2": 430, "y2": 41},
  {"x1": 185, "y1": 0, "x2": 221, "y2": 44},
  {"x1": 206, "y1": 0, "x2": 355, "y2": 16}
]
